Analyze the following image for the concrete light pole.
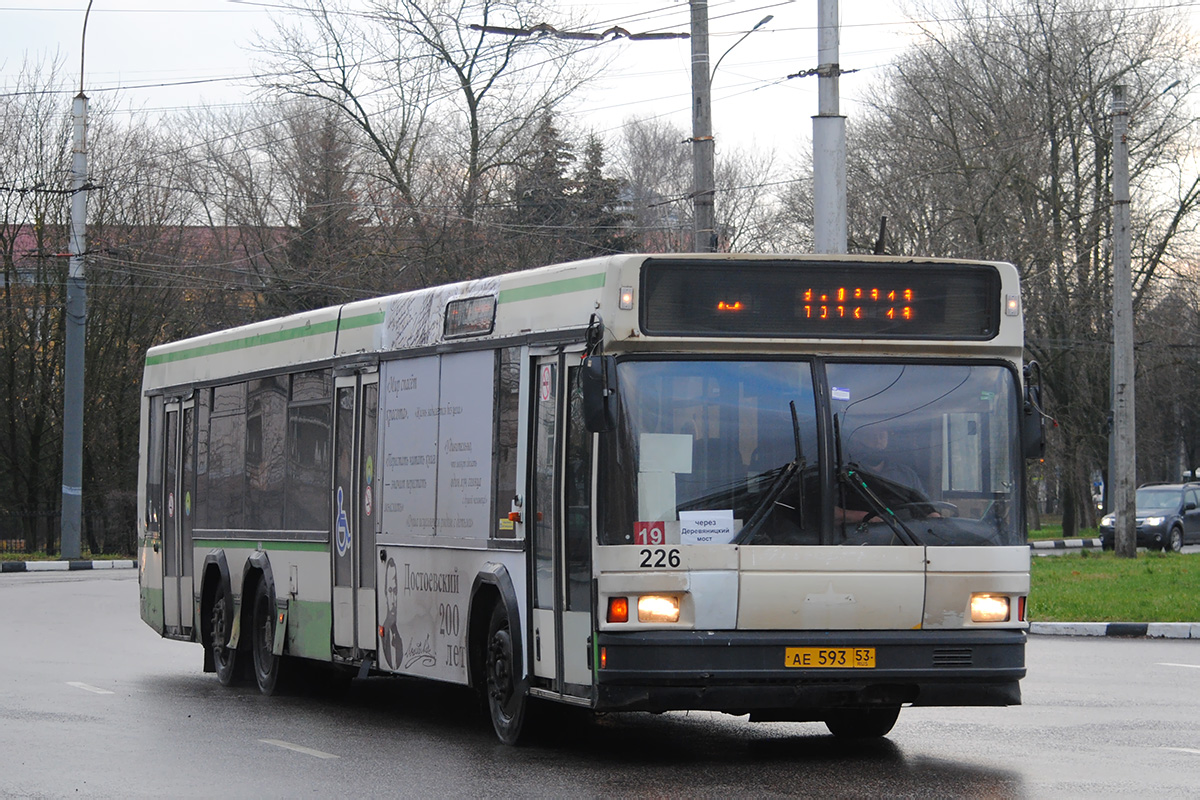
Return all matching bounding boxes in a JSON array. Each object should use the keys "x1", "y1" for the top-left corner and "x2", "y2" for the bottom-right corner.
[
  {"x1": 689, "y1": 4, "x2": 772, "y2": 253},
  {"x1": 812, "y1": 0, "x2": 846, "y2": 254},
  {"x1": 61, "y1": 0, "x2": 94, "y2": 560},
  {"x1": 689, "y1": 0, "x2": 715, "y2": 253},
  {"x1": 1110, "y1": 84, "x2": 1136, "y2": 559}
]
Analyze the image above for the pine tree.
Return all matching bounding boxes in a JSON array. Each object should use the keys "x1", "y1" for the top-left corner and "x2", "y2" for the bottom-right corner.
[{"x1": 572, "y1": 134, "x2": 634, "y2": 257}]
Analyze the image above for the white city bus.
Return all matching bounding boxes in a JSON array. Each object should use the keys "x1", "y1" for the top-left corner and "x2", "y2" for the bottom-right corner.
[{"x1": 138, "y1": 253, "x2": 1041, "y2": 743}]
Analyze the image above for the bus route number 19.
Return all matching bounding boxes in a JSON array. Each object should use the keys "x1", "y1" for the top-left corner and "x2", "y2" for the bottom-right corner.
[{"x1": 634, "y1": 521, "x2": 666, "y2": 545}]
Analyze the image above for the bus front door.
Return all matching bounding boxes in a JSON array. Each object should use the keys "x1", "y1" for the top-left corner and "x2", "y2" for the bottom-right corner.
[
  {"x1": 529, "y1": 355, "x2": 594, "y2": 700},
  {"x1": 332, "y1": 373, "x2": 380, "y2": 659}
]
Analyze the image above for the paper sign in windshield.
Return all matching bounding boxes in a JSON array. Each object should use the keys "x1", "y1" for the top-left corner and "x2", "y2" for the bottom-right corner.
[{"x1": 679, "y1": 510, "x2": 736, "y2": 545}]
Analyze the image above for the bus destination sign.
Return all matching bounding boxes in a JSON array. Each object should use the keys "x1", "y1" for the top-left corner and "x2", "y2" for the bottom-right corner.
[
  {"x1": 641, "y1": 259, "x2": 1002, "y2": 340},
  {"x1": 798, "y1": 285, "x2": 916, "y2": 325}
]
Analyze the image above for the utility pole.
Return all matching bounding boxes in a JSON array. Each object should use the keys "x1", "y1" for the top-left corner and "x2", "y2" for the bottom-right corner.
[
  {"x1": 1111, "y1": 84, "x2": 1137, "y2": 559},
  {"x1": 812, "y1": 0, "x2": 846, "y2": 254},
  {"x1": 61, "y1": 1, "x2": 93, "y2": 561},
  {"x1": 690, "y1": 0, "x2": 715, "y2": 252}
]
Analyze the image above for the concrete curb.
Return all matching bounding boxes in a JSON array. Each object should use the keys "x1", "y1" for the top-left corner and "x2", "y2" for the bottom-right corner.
[
  {"x1": 1029, "y1": 622, "x2": 1200, "y2": 639},
  {"x1": 1, "y1": 559, "x2": 135, "y2": 573},
  {"x1": 1030, "y1": 538, "x2": 1103, "y2": 550}
]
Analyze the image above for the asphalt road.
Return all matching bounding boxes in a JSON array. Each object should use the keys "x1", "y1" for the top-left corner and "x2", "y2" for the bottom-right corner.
[{"x1": 2, "y1": 570, "x2": 1198, "y2": 798}]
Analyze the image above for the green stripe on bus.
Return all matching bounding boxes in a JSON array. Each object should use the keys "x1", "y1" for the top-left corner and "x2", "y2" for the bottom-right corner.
[
  {"x1": 192, "y1": 539, "x2": 329, "y2": 552},
  {"x1": 338, "y1": 310, "x2": 386, "y2": 330},
  {"x1": 497, "y1": 272, "x2": 606, "y2": 303},
  {"x1": 144, "y1": 310, "x2": 384, "y2": 366}
]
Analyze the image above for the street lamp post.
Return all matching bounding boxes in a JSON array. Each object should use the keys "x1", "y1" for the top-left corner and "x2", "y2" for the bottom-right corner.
[
  {"x1": 1110, "y1": 85, "x2": 1136, "y2": 559},
  {"x1": 690, "y1": 5, "x2": 772, "y2": 253},
  {"x1": 61, "y1": 0, "x2": 94, "y2": 560}
]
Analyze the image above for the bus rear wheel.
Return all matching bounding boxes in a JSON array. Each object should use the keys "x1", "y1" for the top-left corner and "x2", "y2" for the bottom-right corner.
[
  {"x1": 485, "y1": 603, "x2": 526, "y2": 745},
  {"x1": 824, "y1": 706, "x2": 901, "y2": 738},
  {"x1": 251, "y1": 579, "x2": 282, "y2": 696},
  {"x1": 209, "y1": 584, "x2": 238, "y2": 686}
]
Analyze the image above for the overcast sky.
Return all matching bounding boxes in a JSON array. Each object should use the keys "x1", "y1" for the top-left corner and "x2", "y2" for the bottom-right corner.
[
  {"x1": 8, "y1": 1, "x2": 1189, "y2": 162},
  {"x1": 1, "y1": 1, "x2": 941, "y2": 157}
]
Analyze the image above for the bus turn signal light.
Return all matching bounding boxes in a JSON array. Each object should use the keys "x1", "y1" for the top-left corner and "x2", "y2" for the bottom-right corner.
[
  {"x1": 607, "y1": 597, "x2": 629, "y2": 623},
  {"x1": 970, "y1": 593, "x2": 1010, "y2": 623}
]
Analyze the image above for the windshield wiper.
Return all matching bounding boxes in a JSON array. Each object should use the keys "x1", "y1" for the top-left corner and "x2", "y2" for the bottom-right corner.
[
  {"x1": 734, "y1": 401, "x2": 806, "y2": 544},
  {"x1": 833, "y1": 415, "x2": 920, "y2": 547}
]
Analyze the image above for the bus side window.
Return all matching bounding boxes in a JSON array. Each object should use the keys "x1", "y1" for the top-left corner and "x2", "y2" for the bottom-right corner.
[
  {"x1": 145, "y1": 395, "x2": 164, "y2": 533},
  {"x1": 195, "y1": 389, "x2": 210, "y2": 529},
  {"x1": 493, "y1": 348, "x2": 521, "y2": 539},
  {"x1": 208, "y1": 382, "x2": 247, "y2": 531}
]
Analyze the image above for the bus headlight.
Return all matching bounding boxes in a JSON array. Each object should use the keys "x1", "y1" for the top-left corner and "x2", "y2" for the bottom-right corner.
[
  {"x1": 970, "y1": 593, "x2": 1010, "y2": 623},
  {"x1": 637, "y1": 594, "x2": 681, "y2": 623}
]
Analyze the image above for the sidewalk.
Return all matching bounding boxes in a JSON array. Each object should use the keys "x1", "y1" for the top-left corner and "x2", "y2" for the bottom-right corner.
[
  {"x1": 1031, "y1": 621, "x2": 1200, "y2": 638},
  {"x1": 1, "y1": 559, "x2": 135, "y2": 573}
]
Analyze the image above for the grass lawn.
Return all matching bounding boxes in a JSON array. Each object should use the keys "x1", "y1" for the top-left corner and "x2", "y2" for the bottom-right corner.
[
  {"x1": 1027, "y1": 522, "x2": 1098, "y2": 541},
  {"x1": 1030, "y1": 551, "x2": 1200, "y2": 622}
]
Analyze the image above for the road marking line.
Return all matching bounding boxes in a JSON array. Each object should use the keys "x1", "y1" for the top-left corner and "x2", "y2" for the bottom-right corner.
[
  {"x1": 1162, "y1": 747, "x2": 1200, "y2": 756},
  {"x1": 1156, "y1": 662, "x2": 1200, "y2": 669},
  {"x1": 259, "y1": 739, "x2": 339, "y2": 759},
  {"x1": 67, "y1": 682, "x2": 114, "y2": 695}
]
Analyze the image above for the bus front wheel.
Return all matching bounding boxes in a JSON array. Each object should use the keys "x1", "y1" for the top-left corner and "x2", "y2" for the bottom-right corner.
[
  {"x1": 824, "y1": 706, "x2": 901, "y2": 738},
  {"x1": 208, "y1": 584, "x2": 238, "y2": 686},
  {"x1": 485, "y1": 603, "x2": 527, "y2": 745},
  {"x1": 251, "y1": 579, "x2": 282, "y2": 695}
]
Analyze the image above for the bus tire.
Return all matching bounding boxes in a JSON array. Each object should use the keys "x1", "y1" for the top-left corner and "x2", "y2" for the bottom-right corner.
[
  {"x1": 251, "y1": 579, "x2": 282, "y2": 696},
  {"x1": 824, "y1": 706, "x2": 901, "y2": 738},
  {"x1": 208, "y1": 582, "x2": 238, "y2": 686},
  {"x1": 485, "y1": 603, "x2": 526, "y2": 745}
]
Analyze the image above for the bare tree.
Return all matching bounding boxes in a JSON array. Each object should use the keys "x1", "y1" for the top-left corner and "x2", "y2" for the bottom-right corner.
[
  {"x1": 0, "y1": 57, "x2": 73, "y2": 553},
  {"x1": 611, "y1": 117, "x2": 695, "y2": 252},
  {"x1": 256, "y1": 0, "x2": 599, "y2": 283},
  {"x1": 713, "y1": 143, "x2": 786, "y2": 253},
  {"x1": 783, "y1": 0, "x2": 1200, "y2": 533},
  {"x1": 82, "y1": 105, "x2": 222, "y2": 553}
]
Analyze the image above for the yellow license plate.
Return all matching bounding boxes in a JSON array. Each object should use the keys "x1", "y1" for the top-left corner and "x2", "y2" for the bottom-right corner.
[{"x1": 784, "y1": 647, "x2": 876, "y2": 669}]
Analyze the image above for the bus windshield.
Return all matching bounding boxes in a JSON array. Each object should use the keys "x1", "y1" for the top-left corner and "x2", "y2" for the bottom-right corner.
[{"x1": 599, "y1": 359, "x2": 1022, "y2": 547}]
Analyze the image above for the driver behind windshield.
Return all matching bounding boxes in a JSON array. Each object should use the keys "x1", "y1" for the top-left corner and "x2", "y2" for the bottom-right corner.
[{"x1": 838, "y1": 424, "x2": 931, "y2": 524}]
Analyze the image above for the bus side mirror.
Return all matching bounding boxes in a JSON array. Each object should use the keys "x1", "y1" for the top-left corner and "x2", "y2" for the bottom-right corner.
[
  {"x1": 1022, "y1": 382, "x2": 1045, "y2": 460},
  {"x1": 582, "y1": 355, "x2": 618, "y2": 433}
]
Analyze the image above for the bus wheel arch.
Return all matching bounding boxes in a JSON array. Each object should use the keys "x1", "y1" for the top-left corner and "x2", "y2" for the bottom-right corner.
[
  {"x1": 199, "y1": 553, "x2": 237, "y2": 684},
  {"x1": 243, "y1": 552, "x2": 283, "y2": 695},
  {"x1": 469, "y1": 564, "x2": 527, "y2": 745}
]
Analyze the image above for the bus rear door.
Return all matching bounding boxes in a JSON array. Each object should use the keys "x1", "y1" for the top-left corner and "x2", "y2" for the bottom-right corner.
[{"x1": 147, "y1": 396, "x2": 195, "y2": 638}]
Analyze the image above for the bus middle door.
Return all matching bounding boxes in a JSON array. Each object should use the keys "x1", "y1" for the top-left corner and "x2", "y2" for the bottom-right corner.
[{"x1": 332, "y1": 372, "x2": 380, "y2": 660}]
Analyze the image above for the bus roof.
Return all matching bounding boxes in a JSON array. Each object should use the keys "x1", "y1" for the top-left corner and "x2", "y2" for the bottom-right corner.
[{"x1": 142, "y1": 253, "x2": 1022, "y2": 392}]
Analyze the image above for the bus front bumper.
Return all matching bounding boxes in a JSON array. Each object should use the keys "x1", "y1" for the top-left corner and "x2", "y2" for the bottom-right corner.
[{"x1": 593, "y1": 628, "x2": 1025, "y2": 715}]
